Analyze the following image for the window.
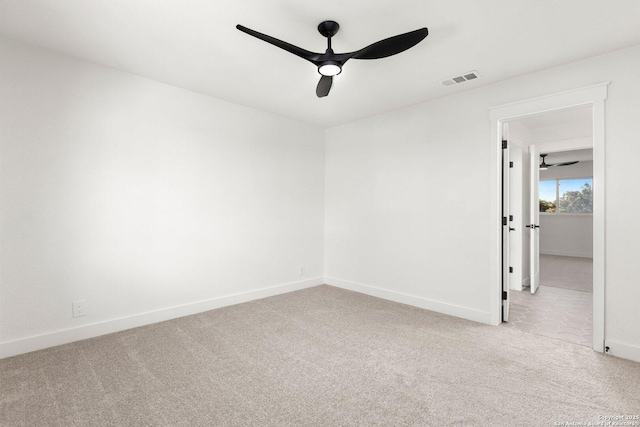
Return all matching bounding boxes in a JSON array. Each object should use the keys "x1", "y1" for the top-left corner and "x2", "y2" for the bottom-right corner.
[{"x1": 540, "y1": 178, "x2": 593, "y2": 213}]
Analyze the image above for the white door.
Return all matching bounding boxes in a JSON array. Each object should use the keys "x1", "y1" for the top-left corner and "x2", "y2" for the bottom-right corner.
[
  {"x1": 502, "y1": 125, "x2": 510, "y2": 321},
  {"x1": 529, "y1": 145, "x2": 540, "y2": 293},
  {"x1": 508, "y1": 145, "x2": 524, "y2": 292}
]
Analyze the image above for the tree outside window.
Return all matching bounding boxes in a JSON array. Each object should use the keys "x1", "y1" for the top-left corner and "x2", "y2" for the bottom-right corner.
[{"x1": 540, "y1": 178, "x2": 593, "y2": 213}]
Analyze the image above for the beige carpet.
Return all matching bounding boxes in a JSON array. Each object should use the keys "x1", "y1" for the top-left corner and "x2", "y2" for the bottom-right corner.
[
  {"x1": 540, "y1": 254, "x2": 593, "y2": 292},
  {"x1": 2, "y1": 285, "x2": 639, "y2": 426}
]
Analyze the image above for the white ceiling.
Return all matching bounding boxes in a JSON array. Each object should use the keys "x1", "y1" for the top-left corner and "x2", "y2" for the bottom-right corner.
[{"x1": 1, "y1": 1, "x2": 639, "y2": 128}]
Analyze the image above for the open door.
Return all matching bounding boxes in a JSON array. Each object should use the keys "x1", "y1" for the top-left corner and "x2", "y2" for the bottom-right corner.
[
  {"x1": 528, "y1": 145, "x2": 540, "y2": 293},
  {"x1": 501, "y1": 125, "x2": 510, "y2": 321}
]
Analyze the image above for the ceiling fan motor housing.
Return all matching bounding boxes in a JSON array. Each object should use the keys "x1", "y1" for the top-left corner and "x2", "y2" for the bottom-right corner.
[{"x1": 318, "y1": 21, "x2": 340, "y2": 38}]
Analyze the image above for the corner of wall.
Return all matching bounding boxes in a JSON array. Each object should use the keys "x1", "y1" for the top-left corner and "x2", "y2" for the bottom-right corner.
[{"x1": 325, "y1": 277, "x2": 492, "y2": 325}]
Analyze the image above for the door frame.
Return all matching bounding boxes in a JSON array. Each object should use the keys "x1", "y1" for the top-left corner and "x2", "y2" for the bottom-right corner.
[{"x1": 489, "y1": 82, "x2": 608, "y2": 353}]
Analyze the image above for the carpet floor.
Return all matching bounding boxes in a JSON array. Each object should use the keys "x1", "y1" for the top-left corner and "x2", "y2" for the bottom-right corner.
[
  {"x1": 505, "y1": 286, "x2": 592, "y2": 347},
  {"x1": 2, "y1": 285, "x2": 639, "y2": 426},
  {"x1": 540, "y1": 255, "x2": 593, "y2": 292}
]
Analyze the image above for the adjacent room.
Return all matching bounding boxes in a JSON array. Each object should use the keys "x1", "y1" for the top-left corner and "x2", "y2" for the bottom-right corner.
[
  {"x1": 503, "y1": 107, "x2": 595, "y2": 347},
  {"x1": 2, "y1": 1, "x2": 640, "y2": 425}
]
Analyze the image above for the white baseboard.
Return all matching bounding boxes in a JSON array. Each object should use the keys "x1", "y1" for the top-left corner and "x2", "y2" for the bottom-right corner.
[
  {"x1": 540, "y1": 250, "x2": 593, "y2": 258},
  {"x1": 325, "y1": 277, "x2": 492, "y2": 325},
  {"x1": 605, "y1": 339, "x2": 640, "y2": 363},
  {"x1": 0, "y1": 277, "x2": 323, "y2": 359}
]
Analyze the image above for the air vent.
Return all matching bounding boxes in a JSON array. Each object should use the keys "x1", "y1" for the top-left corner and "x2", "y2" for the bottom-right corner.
[{"x1": 441, "y1": 70, "x2": 481, "y2": 87}]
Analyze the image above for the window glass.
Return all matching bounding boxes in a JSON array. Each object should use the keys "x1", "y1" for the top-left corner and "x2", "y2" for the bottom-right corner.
[
  {"x1": 540, "y1": 178, "x2": 592, "y2": 213},
  {"x1": 558, "y1": 179, "x2": 592, "y2": 213}
]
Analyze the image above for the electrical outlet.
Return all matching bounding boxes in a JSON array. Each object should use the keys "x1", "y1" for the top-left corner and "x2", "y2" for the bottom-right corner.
[
  {"x1": 298, "y1": 265, "x2": 306, "y2": 276},
  {"x1": 72, "y1": 300, "x2": 86, "y2": 318}
]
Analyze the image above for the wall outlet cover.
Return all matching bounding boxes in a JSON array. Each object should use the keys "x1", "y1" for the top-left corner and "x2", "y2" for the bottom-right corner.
[{"x1": 72, "y1": 300, "x2": 86, "y2": 318}]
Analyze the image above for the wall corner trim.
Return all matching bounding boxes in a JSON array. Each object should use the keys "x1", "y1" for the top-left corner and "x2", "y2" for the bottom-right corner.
[
  {"x1": 0, "y1": 277, "x2": 324, "y2": 359},
  {"x1": 325, "y1": 277, "x2": 493, "y2": 325}
]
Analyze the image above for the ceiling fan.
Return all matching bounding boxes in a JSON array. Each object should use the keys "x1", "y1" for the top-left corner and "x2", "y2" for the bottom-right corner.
[
  {"x1": 539, "y1": 153, "x2": 579, "y2": 170},
  {"x1": 236, "y1": 21, "x2": 428, "y2": 98}
]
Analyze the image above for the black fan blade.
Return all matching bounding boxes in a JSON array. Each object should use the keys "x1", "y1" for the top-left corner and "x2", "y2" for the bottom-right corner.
[
  {"x1": 549, "y1": 161, "x2": 579, "y2": 167},
  {"x1": 236, "y1": 25, "x2": 320, "y2": 64},
  {"x1": 351, "y1": 28, "x2": 428, "y2": 60},
  {"x1": 316, "y1": 75, "x2": 332, "y2": 98}
]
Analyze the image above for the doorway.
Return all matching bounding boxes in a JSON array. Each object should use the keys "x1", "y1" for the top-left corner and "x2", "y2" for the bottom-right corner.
[
  {"x1": 507, "y1": 138, "x2": 594, "y2": 347},
  {"x1": 489, "y1": 83, "x2": 608, "y2": 352}
]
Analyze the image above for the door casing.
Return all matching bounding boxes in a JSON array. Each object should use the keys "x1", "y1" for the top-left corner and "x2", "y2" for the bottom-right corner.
[{"x1": 489, "y1": 83, "x2": 608, "y2": 352}]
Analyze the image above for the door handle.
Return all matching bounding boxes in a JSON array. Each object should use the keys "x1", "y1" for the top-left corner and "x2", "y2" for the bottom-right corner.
[
  {"x1": 509, "y1": 227, "x2": 515, "y2": 232},
  {"x1": 526, "y1": 224, "x2": 540, "y2": 229}
]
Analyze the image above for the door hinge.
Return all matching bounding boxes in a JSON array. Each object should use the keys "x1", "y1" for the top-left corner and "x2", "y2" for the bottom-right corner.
[
  {"x1": 502, "y1": 217, "x2": 507, "y2": 226},
  {"x1": 502, "y1": 291, "x2": 508, "y2": 300},
  {"x1": 509, "y1": 266, "x2": 513, "y2": 273},
  {"x1": 509, "y1": 215, "x2": 513, "y2": 221},
  {"x1": 502, "y1": 140, "x2": 508, "y2": 149},
  {"x1": 509, "y1": 161, "x2": 513, "y2": 168}
]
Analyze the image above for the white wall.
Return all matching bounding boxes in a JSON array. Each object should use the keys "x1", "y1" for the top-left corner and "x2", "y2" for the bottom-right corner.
[
  {"x1": 539, "y1": 160, "x2": 593, "y2": 258},
  {"x1": 539, "y1": 215, "x2": 593, "y2": 258},
  {"x1": 324, "y1": 45, "x2": 640, "y2": 359},
  {"x1": 528, "y1": 122, "x2": 592, "y2": 145},
  {"x1": 0, "y1": 39, "x2": 325, "y2": 356},
  {"x1": 324, "y1": 92, "x2": 493, "y2": 322}
]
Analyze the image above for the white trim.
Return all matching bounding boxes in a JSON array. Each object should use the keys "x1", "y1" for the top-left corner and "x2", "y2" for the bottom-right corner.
[
  {"x1": 522, "y1": 277, "x2": 531, "y2": 289},
  {"x1": 325, "y1": 277, "x2": 492, "y2": 324},
  {"x1": 592, "y1": 97, "x2": 606, "y2": 352},
  {"x1": 540, "y1": 250, "x2": 592, "y2": 258},
  {"x1": 605, "y1": 340, "x2": 640, "y2": 363},
  {"x1": 489, "y1": 83, "x2": 609, "y2": 121},
  {"x1": 0, "y1": 277, "x2": 324, "y2": 359},
  {"x1": 489, "y1": 83, "x2": 608, "y2": 350}
]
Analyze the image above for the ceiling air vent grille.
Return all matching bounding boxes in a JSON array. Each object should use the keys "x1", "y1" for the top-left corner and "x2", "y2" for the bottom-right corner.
[{"x1": 441, "y1": 71, "x2": 481, "y2": 86}]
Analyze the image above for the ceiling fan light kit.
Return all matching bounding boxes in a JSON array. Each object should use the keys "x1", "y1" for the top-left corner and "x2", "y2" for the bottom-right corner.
[
  {"x1": 236, "y1": 20, "x2": 428, "y2": 98},
  {"x1": 318, "y1": 61, "x2": 342, "y2": 76}
]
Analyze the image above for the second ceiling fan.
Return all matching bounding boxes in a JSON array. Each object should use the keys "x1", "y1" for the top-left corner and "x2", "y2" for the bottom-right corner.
[
  {"x1": 236, "y1": 21, "x2": 428, "y2": 98},
  {"x1": 539, "y1": 153, "x2": 579, "y2": 170}
]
